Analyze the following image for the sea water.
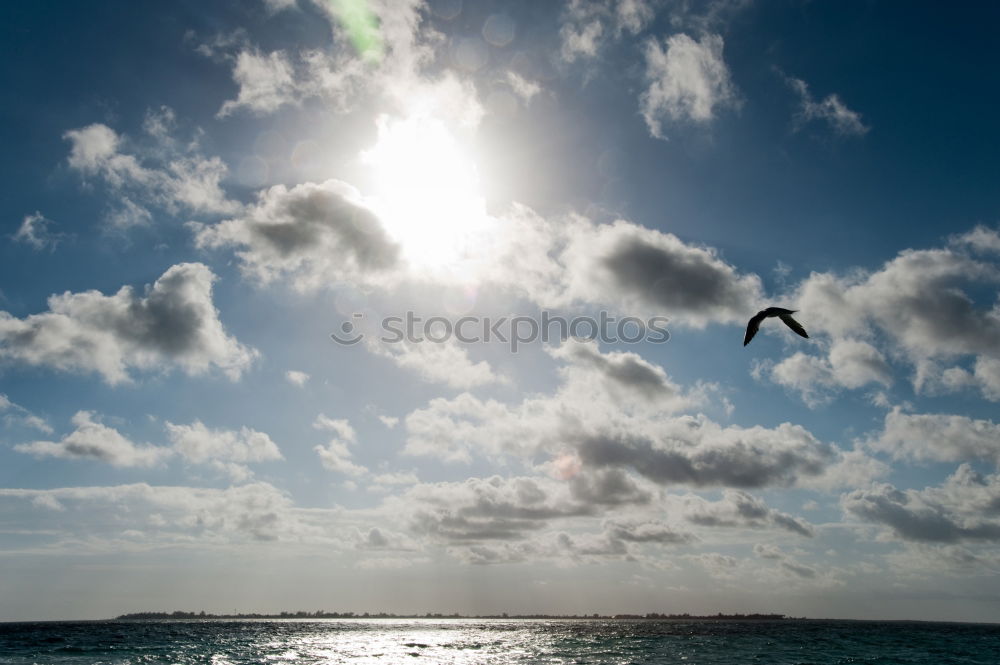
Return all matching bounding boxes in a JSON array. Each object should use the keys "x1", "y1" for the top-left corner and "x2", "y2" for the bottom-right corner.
[{"x1": 1, "y1": 618, "x2": 998, "y2": 664}]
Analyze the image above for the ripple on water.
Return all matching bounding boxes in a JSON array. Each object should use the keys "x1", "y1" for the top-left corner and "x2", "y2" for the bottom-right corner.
[{"x1": 0, "y1": 619, "x2": 999, "y2": 665}]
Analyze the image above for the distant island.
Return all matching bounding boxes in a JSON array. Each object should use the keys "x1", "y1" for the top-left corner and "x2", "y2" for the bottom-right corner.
[{"x1": 115, "y1": 610, "x2": 787, "y2": 621}]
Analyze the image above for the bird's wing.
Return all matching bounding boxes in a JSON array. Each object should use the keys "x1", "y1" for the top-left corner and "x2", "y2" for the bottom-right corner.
[
  {"x1": 779, "y1": 313, "x2": 809, "y2": 339},
  {"x1": 743, "y1": 314, "x2": 763, "y2": 346}
]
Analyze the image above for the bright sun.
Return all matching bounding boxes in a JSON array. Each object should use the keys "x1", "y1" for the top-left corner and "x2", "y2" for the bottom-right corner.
[{"x1": 361, "y1": 113, "x2": 493, "y2": 274}]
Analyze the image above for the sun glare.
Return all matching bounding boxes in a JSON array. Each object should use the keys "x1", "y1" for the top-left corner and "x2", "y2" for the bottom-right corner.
[{"x1": 361, "y1": 113, "x2": 493, "y2": 274}]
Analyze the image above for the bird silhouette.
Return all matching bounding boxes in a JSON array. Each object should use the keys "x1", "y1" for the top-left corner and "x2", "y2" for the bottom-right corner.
[{"x1": 744, "y1": 307, "x2": 808, "y2": 346}]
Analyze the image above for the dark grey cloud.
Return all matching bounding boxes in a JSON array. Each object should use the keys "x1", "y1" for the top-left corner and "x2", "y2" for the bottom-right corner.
[
  {"x1": 843, "y1": 466, "x2": 1000, "y2": 543},
  {"x1": 193, "y1": 179, "x2": 400, "y2": 290},
  {"x1": 604, "y1": 519, "x2": 695, "y2": 545},
  {"x1": 403, "y1": 476, "x2": 597, "y2": 543},
  {"x1": 603, "y1": 235, "x2": 748, "y2": 319},
  {"x1": 495, "y1": 215, "x2": 762, "y2": 327},
  {"x1": 567, "y1": 468, "x2": 653, "y2": 507},
  {"x1": 683, "y1": 490, "x2": 815, "y2": 537},
  {"x1": 555, "y1": 342, "x2": 677, "y2": 402},
  {"x1": 576, "y1": 424, "x2": 830, "y2": 490},
  {"x1": 844, "y1": 485, "x2": 977, "y2": 543}
]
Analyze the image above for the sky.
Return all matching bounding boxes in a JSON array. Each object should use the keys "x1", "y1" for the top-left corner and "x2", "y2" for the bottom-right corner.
[{"x1": 1, "y1": 0, "x2": 1000, "y2": 622}]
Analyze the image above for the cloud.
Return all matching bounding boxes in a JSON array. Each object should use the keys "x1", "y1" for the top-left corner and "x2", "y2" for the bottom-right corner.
[
  {"x1": 604, "y1": 518, "x2": 694, "y2": 544},
  {"x1": 682, "y1": 490, "x2": 815, "y2": 537},
  {"x1": 691, "y1": 551, "x2": 739, "y2": 577},
  {"x1": 216, "y1": 48, "x2": 365, "y2": 117},
  {"x1": 573, "y1": 421, "x2": 829, "y2": 489},
  {"x1": 402, "y1": 475, "x2": 596, "y2": 542},
  {"x1": 940, "y1": 357, "x2": 1000, "y2": 402},
  {"x1": 753, "y1": 543, "x2": 783, "y2": 559},
  {"x1": 552, "y1": 518, "x2": 696, "y2": 565},
  {"x1": 355, "y1": 555, "x2": 431, "y2": 569},
  {"x1": 403, "y1": 339, "x2": 697, "y2": 462},
  {"x1": 214, "y1": 0, "x2": 482, "y2": 129},
  {"x1": 218, "y1": 49, "x2": 298, "y2": 116},
  {"x1": 558, "y1": 0, "x2": 654, "y2": 62},
  {"x1": 566, "y1": 468, "x2": 654, "y2": 508},
  {"x1": 950, "y1": 225, "x2": 1000, "y2": 255},
  {"x1": 827, "y1": 339, "x2": 894, "y2": 388},
  {"x1": 354, "y1": 526, "x2": 417, "y2": 552},
  {"x1": 786, "y1": 76, "x2": 869, "y2": 136},
  {"x1": 381, "y1": 472, "x2": 698, "y2": 566},
  {"x1": 12, "y1": 212, "x2": 66, "y2": 251},
  {"x1": 313, "y1": 414, "x2": 367, "y2": 476},
  {"x1": 559, "y1": 1, "x2": 607, "y2": 62},
  {"x1": 192, "y1": 179, "x2": 400, "y2": 291},
  {"x1": 870, "y1": 408, "x2": 1000, "y2": 466},
  {"x1": 368, "y1": 471, "x2": 418, "y2": 492},
  {"x1": 640, "y1": 33, "x2": 738, "y2": 139},
  {"x1": 449, "y1": 541, "x2": 541, "y2": 565},
  {"x1": 616, "y1": 0, "x2": 655, "y2": 33},
  {"x1": 202, "y1": 194, "x2": 762, "y2": 327},
  {"x1": 15, "y1": 411, "x2": 170, "y2": 468},
  {"x1": 0, "y1": 263, "x2": 257, "y2": 384},
  {"x1": 64, "y1": 113, "x2": 239, "y2": 227},
  {"x1": 552, "y1": 341, "x2": 678, "y2": 402},
  {"x1": 801, "y1": 246, "x2": 1000, "y2": 356},
  {"x1": 364, "y1": 336, "x2": 503, "y2": 389},
  {"x1": 0, "y1": 481, "x2": 331, "y2": 545},
  {"x1": 0, "y1": 393, "x2": 52, "y2": 433},
  {"x1": 489, "y1": 210, "x2": 762, "y2": 326},
  {"x1": 586, "y1": 221, "x2": 761, "y2": 324},
  {"x1": 505, "y1": 71, "x2": 541, "y2": 103},
  {"x1": 753, "y1": 544, "x2": 819, "y2": 579},
  {"x1": 404, "y1": 339, "x2": 852, "y2": 492},
  {"x1": 166, "y1": 421, "x2": 282, "y2": 481},
  {"x1": 843, "y1": 465, "x2": 1000, "y2": 543},
  {"x1": 14, "y1": 414, "x2": 281, "y2": 479},
  {"x1": 786, "y1": 234, "x2": 1000, "y2": 401},
  {"x1": 802, "y1": 446, "x2": 889, "y2": 492},
  {"x1": 285, "y1": 370, "x2": 310, "y2": 386},
  {"x1": 762, "y1": 339, "x2": 892, "y2": 406},
  {"x1": 262, "y1": 0, "x2": 297, "y2": 12}
]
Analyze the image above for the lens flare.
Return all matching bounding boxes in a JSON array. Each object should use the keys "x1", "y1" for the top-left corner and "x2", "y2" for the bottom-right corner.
[{"x1": 329, "y1": 0, "x2": 383, "y2": 62}]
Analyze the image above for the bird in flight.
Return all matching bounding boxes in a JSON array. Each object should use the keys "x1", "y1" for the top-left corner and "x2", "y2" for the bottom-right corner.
[{"x1": 744, "y1": 307, "x2": 808, "y2": 346}]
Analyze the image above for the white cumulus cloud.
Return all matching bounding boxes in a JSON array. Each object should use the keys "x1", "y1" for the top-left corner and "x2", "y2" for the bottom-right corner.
[
  {"x1": 15, "y1": 411, "x2": 170, "y2": 468},
  {"x1": 640, "y1": 33, "x2": 738, "y2": 139},
  {"x1": 0, "y1": 263, "x2": 257, "y2": 384}
]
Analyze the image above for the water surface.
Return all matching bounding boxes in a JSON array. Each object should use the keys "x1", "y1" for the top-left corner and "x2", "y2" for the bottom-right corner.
[{"x1": 2, "y1": 618, "x2": 998, "y2": 664}]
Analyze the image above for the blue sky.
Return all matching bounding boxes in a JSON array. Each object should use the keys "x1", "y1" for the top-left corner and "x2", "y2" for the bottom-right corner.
[{"x1": 2, "y1": 0, "x2": 1000, "y2": 622}]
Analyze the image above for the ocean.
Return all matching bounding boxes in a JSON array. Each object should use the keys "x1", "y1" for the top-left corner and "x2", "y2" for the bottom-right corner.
[{"x1": 1, "y1": 618, "x2": 998, "y2": 664}]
